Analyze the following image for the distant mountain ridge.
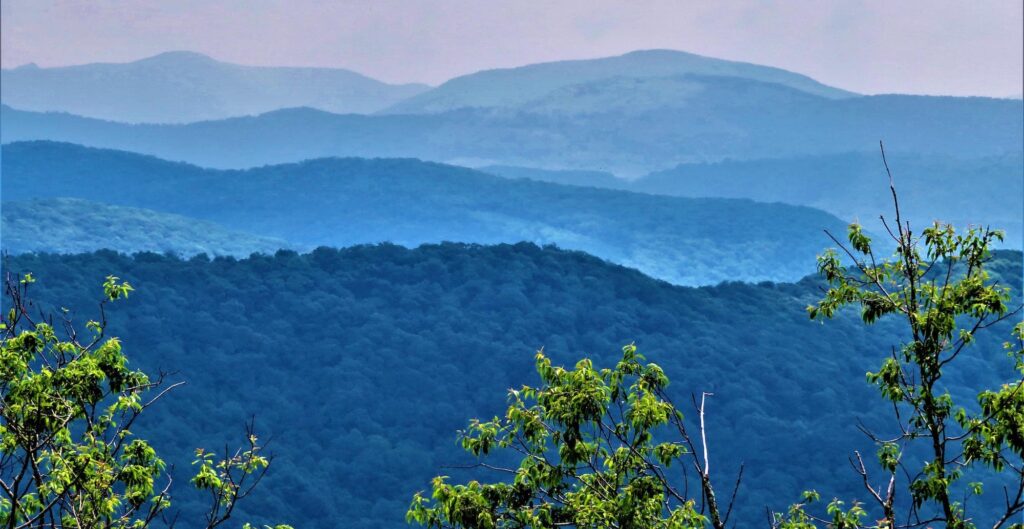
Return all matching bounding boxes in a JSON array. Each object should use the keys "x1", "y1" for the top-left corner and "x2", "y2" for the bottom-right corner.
[
  {"x1": 634, "y1": 152, "x2": 1024, "y2": 245},
  {"x1": 487, "y1": 152, "x2": 1024, "y2": 248},
  {"x1": 3, "y1": 80, "x2": 1018, "y2": 173},
  {"x1": 0, "y1": 51, "x2": 430, "y2": 123},
  {"x1": 1, "y1": 141, "x2": 855, "y2": 285},
  {"x1": 383, "y1": 49, "x2": 856, "y2": 114}
]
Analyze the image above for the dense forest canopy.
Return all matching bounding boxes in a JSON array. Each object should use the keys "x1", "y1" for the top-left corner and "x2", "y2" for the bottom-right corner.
[
  {"x1": 5, "y1": 244, "x2": 1020, "y2": 528},
  {"x1": 1, "y1": 141, "x2": 853, "y2": 286}
]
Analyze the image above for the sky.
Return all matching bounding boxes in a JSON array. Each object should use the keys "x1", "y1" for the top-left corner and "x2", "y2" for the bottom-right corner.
[{"x1": 2, "y1": 0, "x2": 1022, "y2": 97}]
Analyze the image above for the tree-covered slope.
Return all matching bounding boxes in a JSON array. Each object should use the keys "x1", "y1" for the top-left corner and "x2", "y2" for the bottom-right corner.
[
  {"x1": 1, "y1": 198, "x2": 288, "y2": 256},
  {"x1": 382, "y1": 49, "x2": 854, "y2": 114},
  {"x1": 0, "y1": 51, "x2": 429, "y2": 123},
  {"x1": 3, "y1": 75, "x2": 1019, "y2": 173},
  {"x1": 6, "y1": 245, "x2": 1020, "y2": 528},
  {"x1": 1, "y1": 141, "x2": 853, "y2": 285}
]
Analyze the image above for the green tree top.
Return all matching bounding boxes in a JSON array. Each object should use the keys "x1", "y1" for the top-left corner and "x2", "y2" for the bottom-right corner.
[
  {"x1": 407, "y1": 344, "x2": 739, "y2": 529},
  {"x1": 795, "y1": 146, "x2": 1022, "y2": 529}
]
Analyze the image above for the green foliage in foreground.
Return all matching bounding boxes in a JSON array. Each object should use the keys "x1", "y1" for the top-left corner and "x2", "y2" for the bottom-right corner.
[
  {"x1": 408, "y1": 345, "x2": 712, "y2": 529},
  {"x1": 407, "y1": 216, "x2": 1024, "y2": 529},
  {"x1": 796, "y1": 217, "x2": 1023, "y2": 528},
  {"x1": 0, "y1": 274, "x2": 287, "y2": 528}
]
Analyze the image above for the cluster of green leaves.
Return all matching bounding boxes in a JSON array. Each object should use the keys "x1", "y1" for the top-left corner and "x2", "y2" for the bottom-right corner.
[
  {"x1": 0, "y1": 274, "x2": 286, "y2": 528},
  {"x1": 795, "y1": 210, "x2": 1024, "y2": 528},
  {"x1": 408, "y1": 345, "x2": 723, "y2": 529},
  {"x1": 771, "y1": 491, "x2": 867, "y2": 529}
]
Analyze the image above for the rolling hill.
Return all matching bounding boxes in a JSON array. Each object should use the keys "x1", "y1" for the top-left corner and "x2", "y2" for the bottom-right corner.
[
  {"x1": 8, "y1": 244, "x2": 1020, "y2": 529},
  {"x1": 0, "y1": 51, "x2": 429, "y2": 123},
  {"x1": 1, "y1": 141, "x2": 854, "y2": 285},
  {"x1": 1, "y1": 198, "x2": 289, "y2": 256},
  {"x1": 382, "y1": 49, "x2": 855, "y2": 114}
]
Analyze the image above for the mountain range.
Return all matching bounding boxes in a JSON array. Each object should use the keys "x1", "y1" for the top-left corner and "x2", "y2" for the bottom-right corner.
[
  {"x1": 2, "y1": 45, "x2": 1022, "y2": 529},
  {"x1": 1, "y1": 51, "x2": 429, "y2": 123},
  {"x1": 3, "y1": 87, "x2": 1018, "y2": 174},
  {"x1": 1, "y1": 141, "x2": 854, "y2": 285},
  {"x1": 2, "y1": 49, "x2": 1019, "y2": 174},
  {"x1": 1, "y1": 49, "x2": 853, "y2": 123}
]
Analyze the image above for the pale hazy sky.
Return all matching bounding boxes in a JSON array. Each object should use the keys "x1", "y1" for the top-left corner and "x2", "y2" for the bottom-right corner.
[{"x1": 2, "y1": 0, "x2": 1022, "y2": 97}]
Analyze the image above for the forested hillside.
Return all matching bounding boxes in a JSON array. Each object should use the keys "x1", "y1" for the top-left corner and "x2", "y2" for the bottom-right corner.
[
  {"x1": 1, "y1": 141, "x2": 853, "y2": 285},
  {"x1": 1, "y1": 198, "x2": 289, "y2": 256},
  {"x1": 6, "y1": 245, "x2": 1020, "y2": 528}
]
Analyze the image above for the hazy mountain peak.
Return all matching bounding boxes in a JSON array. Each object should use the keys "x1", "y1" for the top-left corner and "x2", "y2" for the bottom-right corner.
[
  {"x1": 0, "y1": 51, "x2": 430, "y2": 123},
  {"x1": 383, "y1": 48, "x2": 856, "y2": 114},
  {"x1": 134, "y1": 50, "x2": 220, "y2": 65},
  {"x1": 621, "y1": 48, "x2": 699, "y2": 57}
]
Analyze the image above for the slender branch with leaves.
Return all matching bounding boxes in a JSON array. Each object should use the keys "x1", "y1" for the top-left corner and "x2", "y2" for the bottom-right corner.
[{"x1": 778, "y1": 143, "x2": 1024, "y2": 529}]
